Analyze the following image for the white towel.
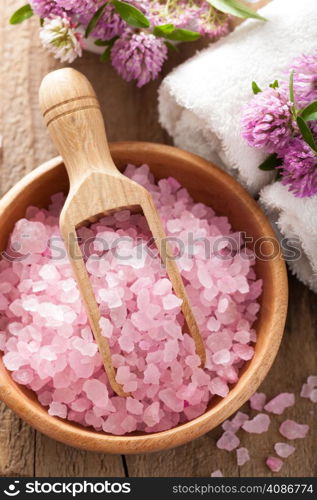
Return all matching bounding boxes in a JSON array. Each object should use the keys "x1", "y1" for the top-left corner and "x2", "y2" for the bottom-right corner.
[
  {"x1": 260, "y1": 184, "x2": 317, "y2": 293},
  {"x1": 158, "y1": 0, "x2": 317, "y2": 195}
]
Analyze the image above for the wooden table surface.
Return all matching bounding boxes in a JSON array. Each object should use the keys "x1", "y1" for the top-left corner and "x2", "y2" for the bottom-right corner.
[{"x1": 1, "y1": 0, "x2": 316, "y2": 478}]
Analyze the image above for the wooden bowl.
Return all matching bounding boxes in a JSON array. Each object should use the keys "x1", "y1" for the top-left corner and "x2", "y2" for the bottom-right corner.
[{"x1": 0, "y1": 142, "x2": 288, "y2": 454}]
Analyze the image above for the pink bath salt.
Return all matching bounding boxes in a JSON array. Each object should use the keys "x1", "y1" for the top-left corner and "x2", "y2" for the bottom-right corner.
[
  {"x1": 210, "y1": 470, "x2": 223, "y2": 477},
  {"x1": 39, "y1": 263, "x2": 60, "y2": 281},
  {"x1": 207, "y1": 332, "x2": 232, "y2": 352},
  {"x1": 209, "y1": 377, "x2": 229, "y2": 397},
  {"x1": 38, "y1": 391, "x2": 53, "y2": 406},
  {"x1": 301, "y1": 376, "x2": 317, "y2": 401},
  {"x1": 159, "y1": 388, "x2": 183, "y2": 412},
  {"x1": 279, "y1": 420, "x2": 309, "y2": 440},
  {"x1": 216, "y1": 431, "x2": 240, "y2": 451},
  {"x1": 143, "y1": 402, "x2": 160, "y2": 427},
  {"x1": 126, "y1": 397, "x2": 144, "y2": 415},
  {"x1": 300, "y1": 383, "x2": 313, "y2": 399},
  {"x1": 237, "y1": 447, "x2": 250, "y2": 466},
  {"x1": 266, "y1": 456, "x2": 283, "y2": 473},
  {"x1": 274, "y1": 442, "x2": 295, "y2": 458},
  {"x1": 232, "y1": 343, "x2": 254, "y2": 361},
  {"x1": 12, "y1": 367, "x2": 33, "y2": 385},
  {"x1": 3, "y1": 351, "x2": 25, "y2": 371},
  {"x1": 152, "y1": 278, "x2": 172, "y2": 296},
  {"x1": 206, "y1": 317, "x2": 220, "y2": 332},
  {"x1": 163, "y1": 339, "x2": 179, "y2": 363},
  {"x1": 264, "y1": 393, "x2": 295, "y2": 415},
  {"x1": 249, "y1": 392, "x2": 267, "y2": 411},
  {"x1": 83, "y1": 379, "x2": 109, "y2": 407},
  {"x1": 162, "y1": 294, "x2": 182, "y2": 311},
  {"x1": 1, "y1": 165, "x2": 262, "y2": 435},
  {"x1": 307, "y1": 375, "x2": 317, "y2": 387},
  {"x1": 53, "y1": 388, "x2": 76, "y2": 404},
  {"x1": 222, "y1": 411, "x2": 249, "y2": 433},
  {"x1": 231, "y1": 411, "x2": 249, "y2": 430},
  {"x1": 48, "y1": 402, "x2": 67, "y2": 419},
  {"x1": 309, "y1": 389, "x2": 317, "y2": 403},
  {"x1": 242, "y1": 414, "x2": 270, "y2": 434},
  {"x1": 71, "y1": 397, "x2": 92, "y2": 412},
  {"x1": 121, "y1": 415, "x2": 137, "y2": 433},
  {"x1": 212, "y1": 349, "x2": 231, "y2": 365},
  {"x1": 144, "y1": 363, "x2": 160, "y2": 384},
  {"x1": 11, "y1": 219, "x2": 48, "y2": 254},
  {"x1": 72, "y1": 338, "x2": 98, "y2": 357},
  {"x1": 233, "y1": 330, "x2": 250, "y2": 344}
]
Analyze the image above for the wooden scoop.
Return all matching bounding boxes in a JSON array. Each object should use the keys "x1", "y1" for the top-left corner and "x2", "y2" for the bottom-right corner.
[{"x1": 39, "y1": 68, "x2": 206, "y2": 397}]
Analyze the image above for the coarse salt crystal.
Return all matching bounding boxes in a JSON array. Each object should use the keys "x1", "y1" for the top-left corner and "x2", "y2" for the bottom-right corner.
[
  {"x1": 266, "y1": 456, "x2": 283, "y2": 473},
  {"x1": 274, "y1": 442, "x2": 295, "y2": 458},
  {"x1": 236, "y1": 447, "x2": 250, "y2": 466},
  {"x1": 210, "y1": 470, "x2": 223, "y2": 477},
  {"x1": 242, "y1": 414, "x2": 270, "y2": 434},
  {"x1": 279, "y1": 420, "x2": 309, "y2": 440},
  {"x1": 48, "y1": 402, "x2": 67, "y2": 419},
  {"x1": 216, "y1": 431, "x2": 240, "y2": 451},
  {"x1": 249, "y1": 392, "x2": 267, "y2": 411},
  {"x1": 264, "y1": 393, "x2": 295, "y2": 415},
  {"x1": 162, "y1": 294, "x2": 182, "y2": 311}
]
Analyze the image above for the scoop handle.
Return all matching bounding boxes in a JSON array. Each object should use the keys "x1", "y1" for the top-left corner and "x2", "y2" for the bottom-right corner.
[{"x1": 39, "y1": 68, "x2": 119, "y2": 187}]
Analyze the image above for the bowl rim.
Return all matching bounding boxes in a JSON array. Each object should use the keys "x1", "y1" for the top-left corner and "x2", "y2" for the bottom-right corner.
[{"x1": 0, "y1": 142, "x2": 288, "y2": 454}]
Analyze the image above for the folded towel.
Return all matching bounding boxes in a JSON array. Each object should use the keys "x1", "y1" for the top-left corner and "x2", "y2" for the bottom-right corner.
[
  {"x1": 158, "y1": 0, "x2": 317, "y2": 195},
  {"x1": 260, "y1": 184, "x2": 317, "y2": 293}
]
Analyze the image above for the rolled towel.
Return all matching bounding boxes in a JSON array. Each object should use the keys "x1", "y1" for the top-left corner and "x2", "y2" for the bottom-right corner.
[
  {"x1": 260, "y1": 184, "x2": 317, "y2": 293},
  {"x1": 158, "y1": 0, "x2": 317, "y2": 195}
]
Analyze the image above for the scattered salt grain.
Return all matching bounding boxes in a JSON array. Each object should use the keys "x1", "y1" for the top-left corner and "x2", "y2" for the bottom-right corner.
[
  {"x1": 249, "y1": 392, "x2": 267, "y2": 411},
  {"x1": 279, "y1": 420, "x2": 309, "y2": 440},
  {"x1": 266, "y1": 456, "x2": 283, "y2": 473},
  {"x1": 216, "y1": 431, "x2": 240, "y2": 451},
  {"x1": 274, "y1": 442, "x2": 295, "y2": 458},
  {"x1": 242, "y1": 414, "x2": 270, "y2": 434},
  {"x1": 264, "y1": 393, "x2": 295, "y2": 415},
  {"x1": 211, "y1": 470, "x2": 223, "y2": 477},
  {"x1": 307, "y1": 375, "x2": 317, "y2": 387},
  {"x1": 236, "y1": 447, "x2": 250, "y2": 466}
]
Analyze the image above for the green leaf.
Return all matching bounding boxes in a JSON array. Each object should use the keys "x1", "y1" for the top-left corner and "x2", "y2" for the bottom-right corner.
[
  {"x1": 10, "y1": 4, "x2": 33, "y2": 24},
  {"x1": 252, "y1": 81, "x2": 262, "y2": 95},
  {"x1": 206, "y1": 0, "x2": 267, "y2": 21},
  {"x1": 112, "y1": 0, "x2": 150, "y2": 28},
  {"x1": 297, "y1": 116, "x2": 317, "y2": 153},
  {"x1": 164, "y1": 41, "x2": 178, "y2": 52},
  {"x1": 269, "y1": 80, "x2": 279, "y2": 89},
  {"x1": 258, "y1": 153, "x2": 283, "y2": 171},
  {"x1": 289, "y1": 71, "x2": 295, "y2": 105},
  {"x1": 85, "y1": 2, "x2": 108, "y2": 38},
  {"x1": 94, "y1": 39, "x2": 111, "y2": 46},
  {"x1": 289, "y1": 71, "x2": 297, "y2": 119},
  {"x1": 100, "y1": 45, "x2": 112, "y2": 62},
  {"x1": 153, "y1": 24, "x2": 175, "y2": 37},
  {"x1": 167, "y1": 28, "x2": 200, "y2": 42},
  {"x1": 160, "y1": 28, "x2": 200, "y2": 42},
  {"x1": 300, "y1": 101, "x2": 317, "y2": 122}
]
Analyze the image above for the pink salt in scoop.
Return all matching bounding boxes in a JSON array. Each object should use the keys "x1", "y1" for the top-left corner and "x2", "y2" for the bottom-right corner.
[{"x1": 1, "y1": 169, "x2": 262, "y2": 434}]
